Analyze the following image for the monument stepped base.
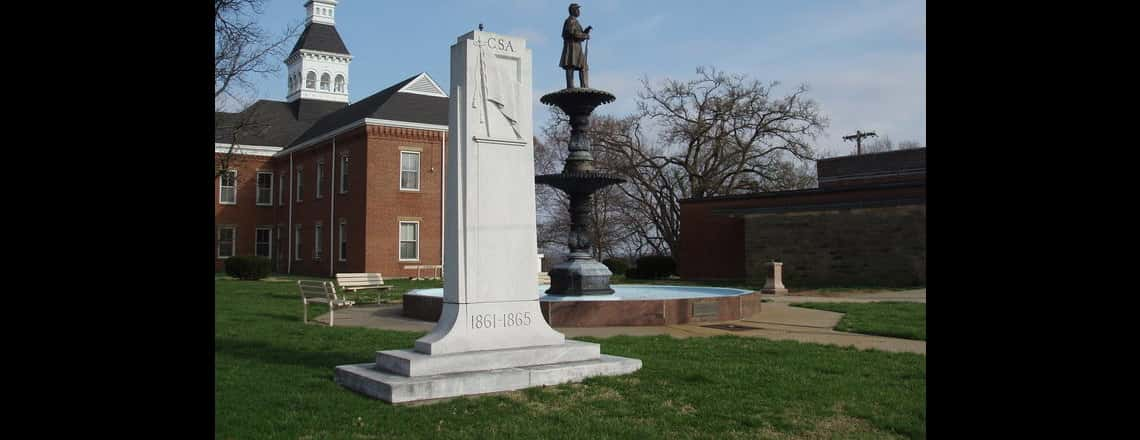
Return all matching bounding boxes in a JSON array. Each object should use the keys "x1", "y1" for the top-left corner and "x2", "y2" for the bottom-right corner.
[{"x1": 335, "y1": 343, "x2": 641, "y2": 404}]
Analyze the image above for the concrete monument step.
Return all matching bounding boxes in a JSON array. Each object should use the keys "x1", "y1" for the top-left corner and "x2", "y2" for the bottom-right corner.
[
  {"x1": 335, "y1": 354, "x2": 642, "y2": 404},
  {"x1": 376, "y1": 340, "x2": 601, "y2": 377}
]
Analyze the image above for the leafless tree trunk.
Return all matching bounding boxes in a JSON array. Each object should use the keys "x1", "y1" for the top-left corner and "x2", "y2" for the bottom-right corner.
[{"x1": 214, "y1": 0, "x2": 300, "y2": 178}]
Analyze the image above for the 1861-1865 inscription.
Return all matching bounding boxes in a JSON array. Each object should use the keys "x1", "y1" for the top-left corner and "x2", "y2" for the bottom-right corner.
[{"x1": 469, "y1": 312, "x2": 534, "y2": 329}]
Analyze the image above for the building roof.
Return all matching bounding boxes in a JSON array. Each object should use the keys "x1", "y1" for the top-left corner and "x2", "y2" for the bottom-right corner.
[
  {"x1": 287, "y1": 73, "x2": 448, "y2": 148},
  {"x1": 214, "y1": 73, "x2": 448, "y2": 150},
  {"x1": 290, "y1": 23, "x2": 350, "y2": 55},
  {"x1": 817, "y1": 148, "x2": 926, "y2": 189},
  {"x1": 214, "y1": 99, "x2": 345, "y2": 147}
]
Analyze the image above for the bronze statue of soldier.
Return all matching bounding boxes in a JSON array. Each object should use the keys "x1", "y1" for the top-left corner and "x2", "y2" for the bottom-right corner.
[{"x1": 560, "y1": 3, "x2": 592, "y2": 89}]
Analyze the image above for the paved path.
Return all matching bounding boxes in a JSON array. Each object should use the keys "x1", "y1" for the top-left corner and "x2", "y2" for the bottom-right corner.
[{"x1": 314, "y1": 288, "x2": 926, "y2": 354}]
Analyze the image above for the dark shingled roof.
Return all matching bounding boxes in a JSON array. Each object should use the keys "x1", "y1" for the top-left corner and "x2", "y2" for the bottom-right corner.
[
  {"x1": 214, "y1": 99, "x2": 345, "y2": 147},
  {"x1": 214, "y1": 74, "x2": 448, "y2": 150},
  {"x1": 290, "y1": 23, "x2": 350, "y2": 55},
  {"x1": 287, "y1": 74, "x2": 448, "y2": 148}
]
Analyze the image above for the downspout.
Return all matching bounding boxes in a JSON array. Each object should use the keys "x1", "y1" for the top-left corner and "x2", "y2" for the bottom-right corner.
[
  {"x1": 441, "y1": 132, "x2": 445, "y2": 271},
  {"x1": 329, "y1": 136, "x2": 336, "y2": 277},
  {"x1": 288, "y1": 153, "x2": 294, "y2": 274}
]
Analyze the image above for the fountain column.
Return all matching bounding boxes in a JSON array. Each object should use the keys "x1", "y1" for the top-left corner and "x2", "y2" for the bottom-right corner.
[{"x1": 536, "y1": 88, "x2": 624, "y2": 295}]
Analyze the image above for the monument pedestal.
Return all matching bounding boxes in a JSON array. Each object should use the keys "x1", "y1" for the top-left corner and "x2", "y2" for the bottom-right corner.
[
  {"x1": 761, "y1": 261, "x2": 789, "y2": 295},
  {"x1": 335, "y1": 341, "x2": 641, "y2": 404},
  {"x1": 334, "y1": 30, "x2": 639, "y2": 405}
]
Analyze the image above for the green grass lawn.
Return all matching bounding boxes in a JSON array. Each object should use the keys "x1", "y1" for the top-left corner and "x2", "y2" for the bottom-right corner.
[
  {"x1": 216, "y1": 278, "x2": 926, "y2": 439},
  {"x1": 216, "y1": 272, "x2": 443, "y2": 303},
  {"x1": 792, "y1": 302, "x2": 926, "y2": 341}
]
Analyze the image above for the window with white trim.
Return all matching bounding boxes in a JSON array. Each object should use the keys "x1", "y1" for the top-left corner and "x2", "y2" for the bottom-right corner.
[
  {"x1": 316, "y1": 159, "x2": 325, "y2": 199},
  {"x1": 295, "y1": 168, "x2": 303, "y2": 202},
  {"x1": 339, "y1": 154, "x2": 349, "y2": 193},
  {"x1": 400, "y1": 151, "x2": 420, "y2": 190},
  {"x1": 314, "y1": 222, "x2": 323, "y2": 260},
  {"x1": 294, "y1": 224, "x2": 303, "y2": 261},
  {"x1": 256, "y1": 172, "x2": 273, "y2": 205},
  {"x1": 334, "y1": 75, "x2": 345, "y2": 93},
  {"x1": 255, "y1": 227, "x2": 271, "y2": 257},
  {"x1": 306, "y1": 71, "x2": 316, "y2": 89},
  {"x1": 399, "y1": 221, "x2": 419, "y2": 261},
  {"x1": 338, "y1": 219, "x2": 347, "y2": 262},
  {"x1": 217, "y1": 226, "x2": 235, "y2": 258},
  {"x1": 219, "y1": 170, "x2": 236, "y2": 204},
  {"x1": 320, "y1": 73, "x2": 330, "y2": 91}
]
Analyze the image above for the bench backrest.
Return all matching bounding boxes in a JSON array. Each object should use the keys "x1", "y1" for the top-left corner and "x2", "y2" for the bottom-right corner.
[
  {"x1": 336, "y1": 272, "x2": 385, "y2": 288},
  {"x1": 298, "y1": 280, "x2": 336, "y2": 300}
]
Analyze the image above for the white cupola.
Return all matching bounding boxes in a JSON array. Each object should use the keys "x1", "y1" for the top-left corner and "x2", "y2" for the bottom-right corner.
[
  {"x1": 306, "y1": 0, "x2": 337, "y2": 25},
  {"x1": 286, "y1": 0, "x2": 351, "y2": 104}
]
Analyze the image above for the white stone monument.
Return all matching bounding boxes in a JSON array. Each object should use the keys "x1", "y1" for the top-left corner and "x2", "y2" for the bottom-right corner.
[{"x1": 334, "y1": 30, "x2": 640, "y2": 404}]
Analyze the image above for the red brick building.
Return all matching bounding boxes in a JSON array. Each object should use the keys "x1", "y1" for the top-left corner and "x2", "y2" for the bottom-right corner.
[
  {"x1": 678, "y1": 148, "x2": 926, "y2": 287},
  {"x1": 214, "y1": 1, "x2": 447, "y2": 278}
]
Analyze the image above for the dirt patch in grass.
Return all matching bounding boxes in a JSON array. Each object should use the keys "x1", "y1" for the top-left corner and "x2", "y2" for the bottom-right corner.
[{"x1": 758, "y1": 412, "x2": 905, "y2": 440}]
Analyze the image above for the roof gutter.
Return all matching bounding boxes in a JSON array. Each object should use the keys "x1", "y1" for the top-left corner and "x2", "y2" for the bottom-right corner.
[{"x1": 275, "y1": 118, "x2": 448, "y2": 158}]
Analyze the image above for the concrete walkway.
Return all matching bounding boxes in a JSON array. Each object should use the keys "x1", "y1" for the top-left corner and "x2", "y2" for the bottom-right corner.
[{"x1": 314, "y1": 288, "x2": 926, "y2": 355}]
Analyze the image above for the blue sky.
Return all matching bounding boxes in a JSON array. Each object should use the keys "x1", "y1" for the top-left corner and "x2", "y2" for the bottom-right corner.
[{"x1": 241, "y1": 0, "x2": 925, "y2": 156}]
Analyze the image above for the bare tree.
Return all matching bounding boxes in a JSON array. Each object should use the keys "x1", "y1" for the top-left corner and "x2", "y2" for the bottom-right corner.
[
  {"x1": 588, "y1": 67, "x2": 828, "y2": 259},
  {"x1": 861, "y1": 135, "x2": 924, "y2": 154},
  {"x1": 214, "y1": 0, "x2": 301, "y2": 178}
]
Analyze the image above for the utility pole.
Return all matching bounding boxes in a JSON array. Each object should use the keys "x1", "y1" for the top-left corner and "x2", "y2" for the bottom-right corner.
[{"x1": 842, "y1": 130, "x2": 878, "y2": 155}]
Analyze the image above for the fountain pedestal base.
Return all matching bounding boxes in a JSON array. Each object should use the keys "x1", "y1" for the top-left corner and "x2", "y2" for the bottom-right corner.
[{"x1": 546, "y1": 258, "x2": 615, "y2": 296}]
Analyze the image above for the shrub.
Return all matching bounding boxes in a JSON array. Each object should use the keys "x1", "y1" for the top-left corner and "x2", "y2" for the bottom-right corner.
[
  {"x1": 602, "y1": 258, "x2": 628, "y2": 275},
  {"x1": 224, "y1": 256, "x2": 272, "y2": 280},
  {"x1": 627, "y1": 255, "x2": 677, "y2": 279}
]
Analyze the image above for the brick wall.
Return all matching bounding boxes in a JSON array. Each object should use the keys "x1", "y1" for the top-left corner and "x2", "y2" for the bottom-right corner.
[
  {"x1": 363, "y1": 125, "x2": 445, "y2": 279},
  {"x1": 214, "y1": 154, "x2": 276, "y2": 272},
  {"x1": 281, "y1": 128, "x2": 369, "y2": 277},
  {"x1": 216, "y1": 123, "x2": 445, "y2": 279},
  {"x1": 743, "y1": 204, "x2": 926, "y2": 287}
]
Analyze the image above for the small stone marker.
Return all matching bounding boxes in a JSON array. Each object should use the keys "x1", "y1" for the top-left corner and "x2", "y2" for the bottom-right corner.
[
  {"x1": 761, "y1": 260, "x2": 788, "y2": 295},
  {"x1": 333, "y1": 30, "x2": 641, "y2": 404}
]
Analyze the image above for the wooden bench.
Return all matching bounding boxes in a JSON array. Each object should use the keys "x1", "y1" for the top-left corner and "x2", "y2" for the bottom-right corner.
[
  {"x1": 335, "y1": 273, "x2": 393, "y2": 303},
  {"x1": 404, "y1": 265, "x2": 443, "y2": 280},
  {"x1": 298, "y1": 280, "x2": 355, "y2": 327}
]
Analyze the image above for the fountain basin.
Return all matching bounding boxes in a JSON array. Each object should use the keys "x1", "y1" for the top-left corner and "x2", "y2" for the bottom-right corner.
[{"x1": 403, "y1": 285, "x2": 761, "y2": 327}]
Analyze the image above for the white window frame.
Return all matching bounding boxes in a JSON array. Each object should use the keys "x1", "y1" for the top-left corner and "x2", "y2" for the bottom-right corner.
[
  {"x1": 256, "y1": 171, "x2": 273, "y2": 206},
  {"x1": 217, "y1": 225, "x2": 236, "y2": 259},
  {"x1": 254, "y1": 227, "x2": 272, "y2": 258},
  {"x1": 398, "y1": 221, "x2": 420, "y2": 261},
  {"x1": 294, "y1": 224, "x2": 303, "y2": 261},
  {"x1": 338, "y1": 154, "x2": 349, "y2": 194},
  {"x1": 295, "y1": 167, "x2": 303, "y2": 202},
  {"x1": 338, "y1": 219, "x2": 347, "y2": 262},
  {"x1": 219, "y1": 170, "x2": 237, "y2": 205},
  {"x1": 316, "y1": 159, "x2": 325, "y2": 199},
  {"x1": 399, "y1": 151, "x2": 421, "y2": 191},
  {"x1": 314, "y1": 222, "x2": 323, "y2": 260}
]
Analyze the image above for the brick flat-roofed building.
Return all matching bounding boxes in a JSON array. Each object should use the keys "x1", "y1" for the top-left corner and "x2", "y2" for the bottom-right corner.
[
  {"x1": 678, "y1": 148, "x2": 926, "y2": 287},
  {"x1": 214, "y1": 1, "x2": 447, "y2": 278}
]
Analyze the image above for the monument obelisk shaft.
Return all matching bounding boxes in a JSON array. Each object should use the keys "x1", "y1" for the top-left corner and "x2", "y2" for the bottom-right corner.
[{"x1": 414, "y1": 30, "x2": 564, "y2": 354}]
